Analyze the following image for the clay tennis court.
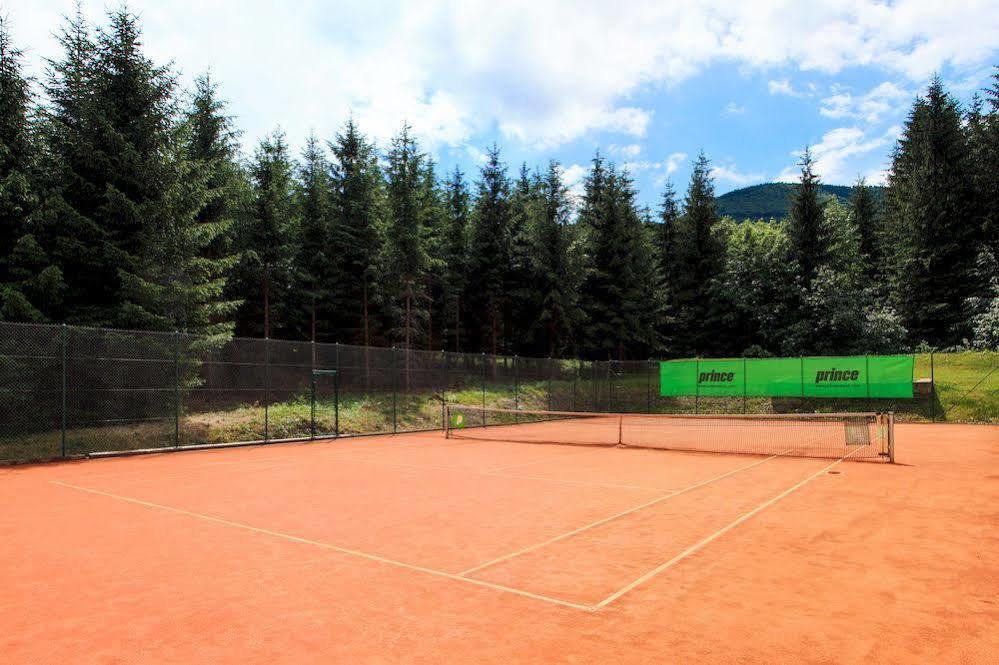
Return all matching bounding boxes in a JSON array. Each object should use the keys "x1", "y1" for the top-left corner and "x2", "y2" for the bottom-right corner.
[{"x1": 1, "y1": 419, "x2": 997, "y2": 663}]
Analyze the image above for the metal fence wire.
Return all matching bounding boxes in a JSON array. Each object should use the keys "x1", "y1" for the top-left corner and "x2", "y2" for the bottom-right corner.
[{"x1": 0, "y1": 321, "x2": 992, "y2": 464}]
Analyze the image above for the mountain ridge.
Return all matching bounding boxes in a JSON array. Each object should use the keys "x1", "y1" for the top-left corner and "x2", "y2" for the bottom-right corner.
[{"x1": 715, "y1": 182, "x2": 885, "y2": 221}]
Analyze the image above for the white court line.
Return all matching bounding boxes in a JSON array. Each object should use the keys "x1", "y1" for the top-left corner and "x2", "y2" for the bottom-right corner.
[
  {"x1": 49, "y1": 480, "x2": 590, "y2": 612},
  {"x1": 594, "y1": 449, "x2": 862, "y2": 609},
  {"x1": 459, "y1": 453, "x2": 783, "y2": 577}
]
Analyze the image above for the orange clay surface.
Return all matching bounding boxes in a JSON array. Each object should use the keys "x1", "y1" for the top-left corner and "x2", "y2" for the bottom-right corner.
[{"x1": 1, "y1": 422, "x2": 997, "y2": 663}]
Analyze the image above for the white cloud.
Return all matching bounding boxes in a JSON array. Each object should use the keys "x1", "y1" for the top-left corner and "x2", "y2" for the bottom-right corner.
[
  {"x1": 777, "y1": 125, "x2": 896, "y2": 183},
  {"x1": 665, "y1": 151, "x2": 687, "y2": 175},
  {"x1": 768, "y1": 79, "x2": 800, "y2": 96},
  {"x1": 711, "y1": 163, "x2": 765, "y2": 186},
  {"x1": 10, "y1": 0, "x2": 999, "y2": 156},
  {"x1": 820, "y1": 81, "x2": 911, "y2": 123},
  {"x1": 608, "y1": 143, "x2": 643, "y2": 158},
  {"x1": 724, "y1": 101, "x2": 746, "y2": 115}
]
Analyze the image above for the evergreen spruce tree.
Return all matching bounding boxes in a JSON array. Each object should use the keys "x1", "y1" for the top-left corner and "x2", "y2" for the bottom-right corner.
[
  {"x1": 418, "y1": 157, "x2": 447, "y2": 350},
  {"x1": 382, "y1": 124, "x2": 428, "y2": 351},
  {"x1": 441, "y1": 167, "x2": 470, "y2": 351},
  {"x1": 652, "y1": 179, "x2": 680, "y2": 351},
  {"x1": 885, "y1": 77, "x2": 978, "y2": 345},
  {"x1": 181, "y1": 72, "x2": 245, "y2": 338},
  {"x1": 0, "y1": 17, "x2": 61, "y2": 321},
  {"x1": 970, "y1": 69, "x2": 999, "y2": 263},
  {"x1": 529, "y1": 161, "x2": 578, "y2": 356},
  {"x1": 671, "y1": 152, "x2": 726, "y2": 355},
  {"x1": 468, "y1": 145, "x2": 511, "y2": 354},
  {"x1": 848, "y1": 176, "x2": 881, "y2": 283},
  {"x1": 294, "y1": 132, "x2": 335, "y2": 342},
  {"x1": 35, "y1": 7, "x2": 119, "y2": 324},
  {"x1": 233, "y1": 130, "x2": 299, "y2": 338},
  {"x1": 329, "y1": 117, "x2": 383, "y2": 345},
  {"x1": 578, "y1": 157, "x2": 658, "y2": 359},
  {"x1": 787, "y1": 147, "x2": 828, "y2": 288},
  {"x1": 507, "y1": 163, "x2": 537, "y2": 353}
]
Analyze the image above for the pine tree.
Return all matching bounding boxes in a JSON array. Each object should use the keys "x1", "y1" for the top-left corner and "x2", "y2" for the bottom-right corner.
[
  {"x1": 329, "y1": 117, "x2": 383, "y2": 345},
  {"x1": 970, "y1": 69, "x2": 999, "y2": 264},
  {"x1": 529, "y1": 161, "x2": 578, "y2": 356},
  {"x1": 382, "y1": 123, "x2": 428, "y2": 351},
  {"x1": 294, "y1": 132, "x2": 335, "y2": 342},
  {"x1": 418, "y1": 157, "x2": 447, "y2": 350},
  {"x1": 0, "y1": 17, "x2": 61, "y2": 321},
  {"x1": 885, "y1": 76, "x2": 978, "y2": 345},
  {"x1": 234, "y1": 130, "x2": 299, "y2": 338},
  {"x1": 182, "y1": 73, "x2": 244, "y2": 338},
  {"x1": 441, "y1": 167, "x2": 470, "y2": 351},
  {"x1": 671, "y1": 152, "x2": 726, "y2": 355},
  {"x1": 652, "y1": 179, "x2": 680, "y2": 350},
  {"x1": 787, "y1": 147, "x2": 828, "y2": 287},
  {"x1": 507, "y1": 163, "x2": 537, "y2": 353},
  {"x1": 35, "y1": 6, "x2": 117, "y2": 324},
  {"x1": 467, "y1": 145, "x2": 511, "y2": 354},
  {"x1": 848, "y1": 176, "x2": 881, "y2": 282},
  {"x1": 578, "y1": 157, "x2": 658, "y2": 359}
]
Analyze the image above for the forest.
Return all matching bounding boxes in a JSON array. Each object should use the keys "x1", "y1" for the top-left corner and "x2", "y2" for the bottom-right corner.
[{"x1": 1, "y1": 7, "x2": 997, "y2": 360}]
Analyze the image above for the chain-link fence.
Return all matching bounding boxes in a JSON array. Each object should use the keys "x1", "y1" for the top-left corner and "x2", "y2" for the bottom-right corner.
[{"x1": 1, "y1": 321, "x2": 995, "y2": 464}]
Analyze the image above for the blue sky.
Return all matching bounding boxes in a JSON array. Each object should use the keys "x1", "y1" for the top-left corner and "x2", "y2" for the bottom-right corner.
[{"x1": 10, "y1": 1, "x2": 999, "y2": 206}]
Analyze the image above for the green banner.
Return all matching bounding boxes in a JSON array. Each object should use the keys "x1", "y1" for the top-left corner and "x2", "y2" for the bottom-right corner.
[{"x1": 660, "y1": 355, "x2": 914, "y2": 399}]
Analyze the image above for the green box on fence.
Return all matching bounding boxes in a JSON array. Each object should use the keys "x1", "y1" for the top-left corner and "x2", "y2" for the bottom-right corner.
[{"x1": 660, "y1": 355, "x2": 914, "y2": 399}]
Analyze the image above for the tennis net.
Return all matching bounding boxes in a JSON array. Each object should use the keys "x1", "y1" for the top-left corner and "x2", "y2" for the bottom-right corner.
[{"x1": 444, "y1": 405, "x2": 894, "y2": 462}]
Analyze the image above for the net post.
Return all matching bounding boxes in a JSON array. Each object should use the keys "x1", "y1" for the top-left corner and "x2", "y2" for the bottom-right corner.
[
  {"x1": 618, "y1": 414, "x2": 623, "y2": 446},
  {"x1": 888, "y1": 411, "x2": 895, "y2": 463},
  {"x1": 444, "y1": 404, "x2": 451, "y2": 438},
  {"x1": 60, "y1": 323, "x2": 67, "y2": 458},
  {"x1": 264, "y1": 337, "x2": 270, "y2": 443},
  {"x1": 174, "y1": 330, "x2": 180, "y2": 448},
  {"x1": 480, "y1": 352, "x2": 486, "y2": 426}
]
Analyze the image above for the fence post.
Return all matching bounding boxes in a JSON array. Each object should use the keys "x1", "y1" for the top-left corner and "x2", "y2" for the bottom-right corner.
[
  {"x1": 174, "y1": 331, "x2": 181, "y2": 447},
  {"x1": 647, "y1": 359, "x2": 653, "y2": 413},
  {"x1": 513, "y1": 355, "x2": 519, "y2": 421},
  {"x1": 930, "y1": 351, "x2": 937, "y2": 422},
  {"x1": 694, "y1": 358, "x2": 699, "y2": 414},
  {"x1": 264, "y1": 337, "x2": 270, "y2": 443},
  {"x1": 310, "y1": 340, "x2": 316, "y2": 440},
  {"x1": 391, "y1": 346, "x2": 398, "y2": 434},
  {"x1": 441, "y1": 350, "x2": 447, "y2": 430},
  {"x1": 743, "y1": 357, "x2": 747, "y2": 414},
  {"x1": 60, "y1": 324, "x2": 67, "y2": 458},
  {"x1": 865, "y1": 354, "x2": 871, "y2": 413},
  {"x1": 606, "y1": 360, "x2": 613, "y2": 412},
  {"x1": 547, "y1": 357, "x2": 553, "y2": 411},
  {"x1": 481, "y1": 352, "x2": 487, "y2": 425},
  {"x1": 571, "y1": 360, "x2": 578, "y2": 412}
]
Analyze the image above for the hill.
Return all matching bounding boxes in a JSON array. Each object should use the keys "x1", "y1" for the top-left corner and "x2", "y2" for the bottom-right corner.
[{"x1": 715, "y1": 183, "x2": 885, "y2": 221}]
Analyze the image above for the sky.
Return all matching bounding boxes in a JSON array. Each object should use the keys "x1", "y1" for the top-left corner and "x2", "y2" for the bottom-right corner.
[{"x1": 8, "y1": 0, "x2": 999, "y2": 206}]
